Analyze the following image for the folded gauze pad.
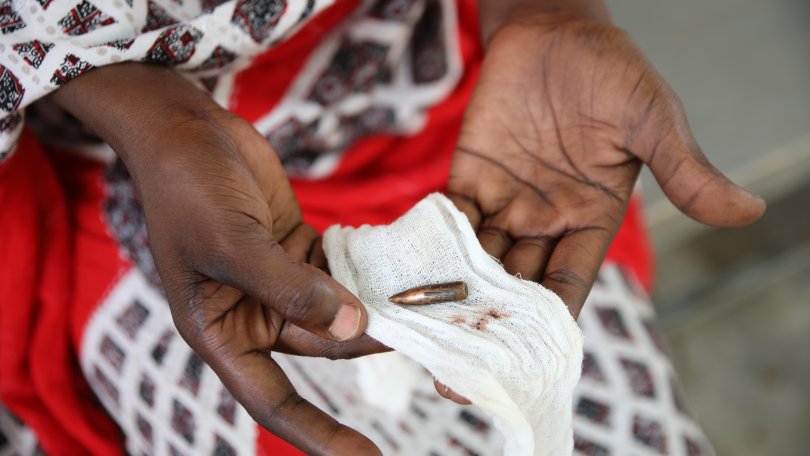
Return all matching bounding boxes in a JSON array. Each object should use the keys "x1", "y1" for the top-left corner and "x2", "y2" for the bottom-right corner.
[{"x1": 323, "y1": 193, "x2": 583, "y2": 456}]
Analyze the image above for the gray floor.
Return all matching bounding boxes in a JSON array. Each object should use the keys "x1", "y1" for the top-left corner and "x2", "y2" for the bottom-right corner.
[
  {"x1": 606, "y1": 0, "x2": 810, "y2": 212},
  {"x1": 604, "y1": 1, "x2": 810, "y2": 455},
  {"x1": 657, "y1": 181, "x2": 810, "y2": 456}
]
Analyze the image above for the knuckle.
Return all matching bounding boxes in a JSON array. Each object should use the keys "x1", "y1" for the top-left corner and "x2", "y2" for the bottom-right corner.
[
  {"x1": 317, "y1": 339, "x2": 380, "y2": 361},
  {"x1": 263, "y1": 388, "x2": 305, "y2": 423},
  {"x1": 479, "y1": 227, "x2": 512, "y2": 243},
  {"x1": 220, "y1": 112, "x2": 252, "y2": 132},
  {"x1": 544, "y1": 268, "x2": 589, "y2": 290},
  {"x1": 319, "y1": 346, "x2": 346, "y2": 361},
  {"x1": 519, "y1": 235, "x2": 554, "y2": 251},
  {"x1": 273, "y1": 274, "x2": 328, "y2": 325},
  {"x1": 194, "y1": 221, "x2": 271, "y2": 284},
  {"x1": 166, "y1": 293, "x2": 222, "y2": 354}
]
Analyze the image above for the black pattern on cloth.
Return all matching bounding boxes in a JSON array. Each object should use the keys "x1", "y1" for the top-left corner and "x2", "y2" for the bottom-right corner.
[
  {"x1": 144, "y1": 25, "x2": 203, "y2": 64},
  {"x1": 12, "y1": 41, "x2": 54, "y2": 69},
  {"x1": 230, "y1": 0, "x2": 287, "y2": 43},
  {"x1": 58, "y1": 1, "x2": 117, "y2": 36},
  {"x1": 103, "y1": 159, "x2": 163, "y2": 290},
  {"x1": 81, "y1": 271, "x2": 255, "y2": 455},
  {"x1": 50, "y1": 54, "x2": 94, "y2": 86},
  {"x1": 143, "y1": 1, "x2": 179, "y2": 33},
  {"x1": 0, "y1": 0, "x2": 25, "y2": 35},
  {"x1": 0, "y1": 111, "x2": 20, "y2": 132},
  {"x1": 196, "y1": 46, "x2": 237, "y2": 71},
  {"x1": 0, "y1": 64, "x2": 24, "y2": 112},
  {"x1": 571, "y1": 267, "x2": 714, "y2": 456},
  {"x1": 256, "y1": 0, "x2": 458, "y2": 176},
  {"x1": 0, "y1": 68, "x2": 23, "y2": 159}
]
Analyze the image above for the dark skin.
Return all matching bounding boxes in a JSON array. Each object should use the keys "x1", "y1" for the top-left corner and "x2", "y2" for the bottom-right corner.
[
  {"x1": 51, "y1": 0, "x2": 764, "y2": 453},
  {"x1": 448, "y1": 5, "x2": 765, "y2": 319}
]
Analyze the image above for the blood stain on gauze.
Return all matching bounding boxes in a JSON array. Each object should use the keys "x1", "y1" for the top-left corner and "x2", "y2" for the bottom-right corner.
[
  {"x1": 451, "y1": 308, "x2": 511, "y2": 331},
  {"x1": 323, "y1": 193, "x2": 584, "y2": 456}
]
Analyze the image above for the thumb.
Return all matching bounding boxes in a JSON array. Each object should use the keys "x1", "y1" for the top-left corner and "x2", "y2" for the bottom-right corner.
[
  {"x1": 211, "y1": 235, "x2": 366, "y2": 343},
  {"x1": 638, "y1": 100, "x2": 765, "y2": 227}
]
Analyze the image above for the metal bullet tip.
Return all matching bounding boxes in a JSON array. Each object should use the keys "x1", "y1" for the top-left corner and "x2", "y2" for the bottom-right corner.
[{"x1": 388, "y1": 281, "x2": 468, "y2": 305}]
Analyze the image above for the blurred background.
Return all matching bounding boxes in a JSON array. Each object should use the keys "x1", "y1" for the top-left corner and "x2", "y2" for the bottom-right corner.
[{"x1": 604, "y1": 0, "x2": 810, "y2": 454}]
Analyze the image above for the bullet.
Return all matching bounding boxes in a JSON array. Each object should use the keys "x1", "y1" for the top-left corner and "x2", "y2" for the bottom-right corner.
[{"x1": 388, "y1": 281, "x2": 468, "y2": 305}]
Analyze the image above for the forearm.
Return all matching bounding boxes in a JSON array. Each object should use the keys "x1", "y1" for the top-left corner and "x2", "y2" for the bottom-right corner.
[{"x1": 477, "y1": 0, "x2": 613, "y2": 43}]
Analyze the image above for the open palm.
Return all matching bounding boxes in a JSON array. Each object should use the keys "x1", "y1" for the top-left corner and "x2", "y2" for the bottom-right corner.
[{"x1": 449, "y1": 18, "x2": 764, "y2": 316}]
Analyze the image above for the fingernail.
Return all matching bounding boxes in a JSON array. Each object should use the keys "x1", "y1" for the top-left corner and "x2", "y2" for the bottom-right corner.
[{"x1": 329, "y1": 304, "x2": 362, "y2": 341}]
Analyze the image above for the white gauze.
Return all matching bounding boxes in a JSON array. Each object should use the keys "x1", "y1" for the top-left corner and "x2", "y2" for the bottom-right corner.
[{"x1": 323, "y1": 193, "x2": 583, "y2": 456}]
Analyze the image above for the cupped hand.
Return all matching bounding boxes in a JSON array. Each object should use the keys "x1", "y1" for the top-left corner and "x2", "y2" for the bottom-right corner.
[
  {"x1": 139, "y1": 111, "x2": 389, "y2": 455},
  {"x1": 448, "y1": 14, "x2": 765, "y2": 317},
  {"x1": 53, "y1": 64, "x2": 385, "y2": 455}
]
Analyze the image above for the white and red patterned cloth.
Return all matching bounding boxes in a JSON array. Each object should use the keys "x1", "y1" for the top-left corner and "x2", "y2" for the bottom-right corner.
[
  {"x1": 0, "y1": 1, "x2": 709, "y2": 455},
  {"x1": 0, "y1": 0, "x2": 338, "y2": 158}
]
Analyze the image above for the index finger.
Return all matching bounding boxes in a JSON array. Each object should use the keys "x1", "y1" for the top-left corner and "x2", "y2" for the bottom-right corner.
[
  {"x1": 209, "y1": 348, "x2": 382, "y2": 455},
  {"x1": 447, "y1": 191, "x2": 483, "y2": 229},
  {"x1": 275, "y1": 323, "x2": 391, "y2": 359}
]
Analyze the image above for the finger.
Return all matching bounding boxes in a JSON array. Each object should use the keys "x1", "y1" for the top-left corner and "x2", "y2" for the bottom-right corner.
[
  {"x1": 638, "y1": 98, "x2": 765, "y2": 227},
  {"x1": 501, "y1": 236, "x2": 556, "y2": 282},
  {"x1": 275, "y1": 322, "x2": 391, "y2": 359},
  {"x1": 540, "y1": 227, "x2": 612, "y2": 318},
  {"x1": 280, "y1": 223, "x2": 320, "y2": 263},
  {"x1": 206, "y1": 347, "x2": 381, "y2": 455},
  {"x1": 433, "y1": 378, "x2": 471, "y2": 405},
  {"x1": 208, "y1": 235, "x2": 366, "y2": 343},
  {"x1": 488, "y1": 194, "x2": 561, "y2": 281},
  {"x1": 447, "y1": 191, "x2": 483, "y2": 229},
  {"x1": 228, "y1": 117, "x2": 308, "y2": 238},
  {"x1": 308, "y1": 236, "x2": 330, "y2": 273},
  {"x1": 477, "y1": 227, "x2": 513, "y2": 259}
]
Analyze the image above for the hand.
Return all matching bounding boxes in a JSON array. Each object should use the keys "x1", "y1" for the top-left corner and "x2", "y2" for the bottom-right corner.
[
  {"x1": 53, "y1": 64, "x2": 384, "y2": 455},
  {"x1": 137, "y1": 110, "x2": 386, "y2": 455},
  {"x1": 448, "y1": 13, "x2": 765, "y2": 317}
]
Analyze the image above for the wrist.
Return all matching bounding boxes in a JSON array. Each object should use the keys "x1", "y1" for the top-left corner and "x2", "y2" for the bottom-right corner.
[{"x1": 51, "y1": 63, "x2": 224, "y2": 177}]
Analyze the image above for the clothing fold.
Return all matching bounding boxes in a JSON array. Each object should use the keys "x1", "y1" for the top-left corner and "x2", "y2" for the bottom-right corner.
[{"x1": 0, "y1": 131, "x2": 122, "y2": 455}]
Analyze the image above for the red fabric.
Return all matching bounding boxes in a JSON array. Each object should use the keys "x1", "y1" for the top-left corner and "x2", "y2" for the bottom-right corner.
[
  {"x1": 0, "y1": 131, "x2": 123, "y2": 456},
  {"x1": 607, "y1": 197, "x2": 653, "y2": 291},
  {"x1": 257, "y1": 427, "x2": 303, "y2": 456},
  {"x1": 43, "y1": 148, "x2": 131, "y2": 376}
]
